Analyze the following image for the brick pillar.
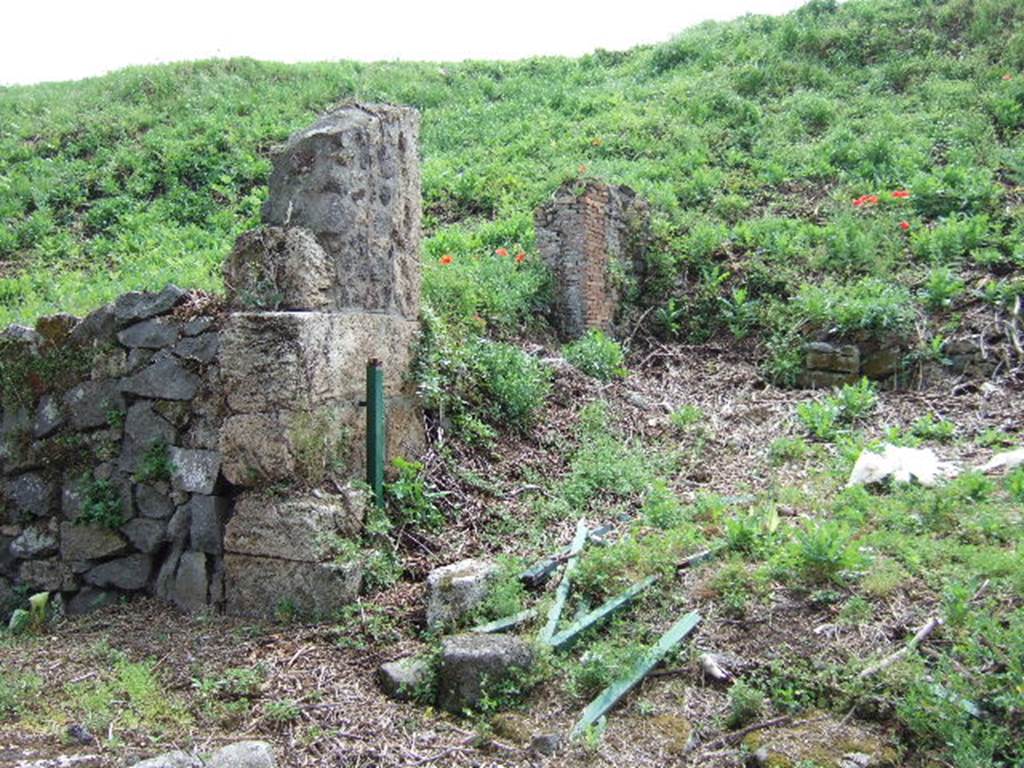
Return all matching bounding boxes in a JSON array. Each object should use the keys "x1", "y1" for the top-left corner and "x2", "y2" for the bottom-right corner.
[{"x1": 535, "y1": 181, "x2": 649, "y2": 340}]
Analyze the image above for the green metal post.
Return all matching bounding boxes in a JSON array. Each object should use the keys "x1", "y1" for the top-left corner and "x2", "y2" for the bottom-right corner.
[{"x1": 366, "y1": 358, "x2": 385, "y2": 508}]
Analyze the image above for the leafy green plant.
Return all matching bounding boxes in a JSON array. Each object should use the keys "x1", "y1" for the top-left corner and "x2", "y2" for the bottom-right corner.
[
  {"x1": 135, "y1": 440, "x2": 174, "y2": 484},
  {"x1": 920, "y1": 267, "x2": 966, "y2": 311},
  {"x1": 77, "y1": 476, "x2": 124, "y2": 529},
  {"x1": 797, "y1": 378, "x2": 877, "y2": 440},
  {"x1": 793, "y1": 520, "x2": 863, "y2": 584},
  {"x1": 725, "y1": 681, "x2": 764, "y2": 729},
  {"x1": 768, "y1": 436, "x2": 810, "y2": 464},
  {"x1": 563, "y1": 330, "x2": 627, "y2": 381},
  {"x1": 911, "y1": 414, "x2": 956, "y2": 442},
  {"x1": 669, "y1": 404, "x2": 704, "y2": 430},
  {"x1": 384, "y1": 457, "x2": 445, "y2": 531}
]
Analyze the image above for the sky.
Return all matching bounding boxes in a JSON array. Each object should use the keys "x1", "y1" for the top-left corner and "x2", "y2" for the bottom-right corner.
[{"x1": 1, "y1": 0, "x2": 809, "y2": 87}]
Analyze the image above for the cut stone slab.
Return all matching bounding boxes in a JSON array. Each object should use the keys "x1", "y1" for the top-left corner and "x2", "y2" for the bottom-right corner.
[
  {"x1": 69, "y1": 303, "x2": 118, "y2": 346},
  {"x1": 60, "y1": 521, "x2": 127, "y2": 561},
  {"x1": 128, "y1": 751, "x2": 201, "y2": 768},
  {"x1": 223, "y1": 553, "x2": 361, "y2": 618},
  {"x1": 378, "y1": 656, "x2": 431, "y2": 702},
  {"x1": 436, "y1": 634, "x2": 535, "y2": 714},
  {"x1": 113, "y1": 285, "x2": 187, "y2": 325},
  {"x1": 167, "y1": 505, "x2": 191, "y2": 546},
  {"x1": 804, "y1": 342, "x2": 860, "y2": 374},
  {"x1": 426, "y1": 558, "x2": 499, "y2": 630},
  {"x1": 19, "y1": 557, "x2": 75, "y2": 592},
  {"x1": 224, "y1": 226, "x2": 335, "y2": 311},
  {"x1": 85, "y1": 554, "x2": 152, "y2": 591},
  {"x1": 172, "y1": 551, "x2": 209, "y2": 612},
  {"x1": 208, "y1": 740, "x2": 276, "y2": 768},
  {"x1": 117, "y1": 318, "x2": 180, "y2": 349},
  {"x1": 135, "y1": 484, "x2": 175, "y2": 519},
  {"x1": 260, "y1": 103, "x2": 421, "y2": 319},
  {"x1": 63, "y1": 380, "x2": 124, "y2": 430},
  {"x1": 169, "y1": 447, "x2": 221, "y2": 494},
  {"x1": 119, "y1": 401, "x2": 176, "y2": 474},
  {"x1": 188, "y1": 495, "x2": 228, "y2": 554},
  {"x1": 173, "y1": 332, "x2": 219, "y2": 364},
  {"x1": 11, "y1": 525, "x2": 58, "y2": 558},
  {"x1": 5, "y1": 473, "x2": 56, "y2": 517},
  {"x1": 218, "y1": 414, "x2": 294, "y2": 487},
  {"x1": 120, "y1": 357, "x2": 200, "y2": 401},
  {"x1": 224, "y1": 490, "x2": 365, "y2": 561}
]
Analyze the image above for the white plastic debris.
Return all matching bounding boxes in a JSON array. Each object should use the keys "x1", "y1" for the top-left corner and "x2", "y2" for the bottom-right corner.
[
  {"x1": 976, "y1": 447, "x2": 1024, "y2": 474},
  {"x1": 847, "y1": 444, "x2": 960, "y2": 488}
]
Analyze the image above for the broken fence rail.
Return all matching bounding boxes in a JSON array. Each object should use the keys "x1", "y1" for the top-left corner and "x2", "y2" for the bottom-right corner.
[
  {"x1": 537, "y1": 519, "x2": 589, "y2": 645},
  {"x1": 546, "y1": 575, "x2": 658, "y2": 651},
  {"x1": 519, "y1": 523, "x2": 612, "y2": 588},
  {"x1": 571, "y1": 609, "x2": 702, "y2": 738}
]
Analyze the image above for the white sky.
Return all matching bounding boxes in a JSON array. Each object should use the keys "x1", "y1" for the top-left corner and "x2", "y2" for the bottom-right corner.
[{"x1": 1, "y1": 0, "x2": 809, "y2": 87}]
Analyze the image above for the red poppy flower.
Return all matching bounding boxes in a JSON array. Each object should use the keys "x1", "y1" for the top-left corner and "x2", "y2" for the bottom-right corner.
[
  {"x1": 891, "y1": 190, "x2": 911, "y2": 199},
  {"x1": 900, "y1": 220, "x2": 910, "y2": 231},
  {"x1": 853, "y1": 194, "x2": 879, "y2": 207},
  {"x1": 515, "y1": 251, "x2": 526, "y2": 263},
  {"x1": 439, "y1": 254, "x2": 453, "y2": 265},
  {"x1": 495, "y1": 247, "x2": 509, "y2": 257}
]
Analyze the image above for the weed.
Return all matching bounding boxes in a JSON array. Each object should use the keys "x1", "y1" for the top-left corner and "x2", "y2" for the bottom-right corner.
[
  {"x1": 725, "y1": 681, "x2": 764, "y2": 729},
  {"x1": 76, "y1": 476, "x2": 124, "y2": 529},
  {"x1": 793, "y1": 519, "x2": 864, "y2": 584},
  {"x1": 669, "y1": 404, "x2": 704, "y2": 430},
  {"x1": 563, "y1": 330, "x2": 627, "y2": 381},
  {"x1": 384, "y1": 457, "x2": 445, "y2": 531},
  {"x1": 288, "y1": 408, "x2": 350, "y2": 488},
  {"x1": 769, "y1": 436, "x2": 810, "y2": 464},
  {"x1": 135, "y1": 440, "x2": 174, "y2": 484},
  {"x1": 910, "y1": 414, "x2": 956, "y2": 442},
  {"x1": 265, "y1": 698, "x2": 301, "y2": 724}
]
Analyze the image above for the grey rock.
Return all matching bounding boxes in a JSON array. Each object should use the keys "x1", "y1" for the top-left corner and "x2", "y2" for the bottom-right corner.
[
  {"x1": 260, "y1": 103, "x2": 422, "y2": 319},
  {"x1": 173, "y1": 332, "x2": 219, "y2": 364},
  {"x1": 840, "y1": 753, "x2": 873, "y2": 768},
  {"x1": 153, "y1": 400, "x2": 191, "y2": 428},
  {"x1": 66, "y1": 587, "x2": 119, "y2": 616},
  {"x1": 63, "y1": 380, "x2": 124, "y2": 430},
  {"x1": 0, "y1": 537, "x2": 16, "y2": 578},
  {"x1": 91, "y1": 346, "x2": 129, "y2": 379},
  {"x1": 224, "y1": 226, "x2": 335, "y2": 311},
  {"x1": 436, "y1": 634, "x2": 535, "y2": 714},
  {"x1": 126, "y1": 347, "x2": 155, "y2": 372},
  {"x1": 11, "y1": 525, "x2": 58, "y2": 558},
  {"x1": 224, "y1": 491, "x2": 364, "y2": 561},
  {"x1": 182, "y1": 316, "x2": 215, "y2": 336},
  {"x1": 167, "y1": 505, "x2": 191, "y2": 545},
  {"x1": 223, "y1": 553, "x2": 361, "y2": 618},
  {"x1": 378, "y1": 656, "x2": 431, "y2": 701},
  {"x1": 862, "y1": 348, "x2": 900, "y2": 379},
  {"x1": 119, "y1": 401, "x2": 175, "y2": 474},
  {"x1": 154, "y1": 544, "x2": 183, "y2": 601},
  {"x1": 426, "y1": 558, "x2": 500, "y2": 630},
  {"x1": 61, "y1": 479, "x2": 85, "y2": 518},
  {"x1": 5, "y1": 473, "x2": 56, "y2": 518},
  {"x1": 208, "y1": 741, "x2": 276, "y2": 768},
  {"x1": 188, "y1": 495, "x2": 227, "y2": 554},
  {"x1": 172, "y1": 551, "x2": 209, "y2": 612},
  {"x1": 69, "y1": 303, "x2": 117, "y2": 346},
  {"x1": 2, "y1": 323, "x2": 43, "y2": 349},
  {"x1": 169, "y1": 447, "x2": 221, "y2": 494},
  {"x1": 805, "y1": 342, "x2": 860, "y2": 374},
  {"x1": 120, "y1": 357, "x2": 200, "y2": 401},
  {"x1": 85, "y1": 554, "x2": 152, "y2": 591},
  {"x1": 121, "y1": 518, "x2": 167, "y2": 553},
  {"x1": 113, "y1": 285, "x2": 187, "y2": 325},
  {"x1": 32, "y1": 395, "x2": 64, "y2": 439},
  {"x1": 531, "y1": 733, "x2": 562, "y2": 756},
  {"x1": 117, "y1": 318, "x2": 180, "y2": 349},
  {"x1": 19, "y1": 557, "x2": 75, "y2": 591},
  {"x1": 128, "y1": 751, "x2": 201, "y2": 768},
  {"x1": 66, "y1": 723, "x2": 96, "y2": 745},
  {"x1": 135, "y1": 484, "x2": 175, "y2": 519},
  {"x1": 0, "y1": 576, "x2": 18, "y2": 620},
  {"x1": 60, "y1": 521, "x2": 127, "y2": 561}
]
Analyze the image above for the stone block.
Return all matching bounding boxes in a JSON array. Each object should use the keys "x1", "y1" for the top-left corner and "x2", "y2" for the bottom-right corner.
[
  {"x1": 426, "y1": 558, "x2": 499, "y2": 630},
  {"x1": 188, "y1": 494, "x2": 228, "y2": 554},
  {"x1": 260, "y1": 103, "x2": 421, "y2": 319},
  {"x1": 172, "y1": 550, "x2": 209, "y2": 612},
  {"x1": 169, "y1": 447, "x2": 221, "y2": 494},
  {"x1": 69, "y1": 303, "x2": 118, "y2": 346},
  {"x1": 11, "y1": 525, "x2": 58, "y2": 558},
  {"x1": 120, "y1": 401, "x2": 176, "y2": 474},
  {"x1": 862, "y1": 347, "x2": 901, "y2": 379},
  {"x1": 218, "y1": 414, "x2": 294, "y2": 486},
  {"x1": 224, "y1": 227, "x2": 334, "y2": 311},
  {"x1": 85, "y1": 553, "x2": 152, "y2": 591},
  {"x1": 113, "y1": 285, "x2": 186, "y2": 325},
  {"x1": 120, "y1": 356, "x2": 200, "y2": 401},
  {"x1": 121, "y1": 518, "x2": 167, "y2": 554},
  {"x1": 796, "y1": 369, "x2": 860, "y2": 389},
  {"x1": 67, "y1": 586, "x2": 119, "y2": 616},
  {"x1": 19, "y1": 557, "x2": 75, "y2": 592},
  {"x1": 5, "y1": 472, "x2": 56, "y2": 518},
  {"x1": 63, "y1": 380, "x2": 124, "y2": 430},
  {"x1": 436, "y1": 634, "x2": 534, "y2": 714},
  {"x1": 135, "y1": 484, "x2": 175, "y2": 519},
  {"x1": 32, "y1": 394, "x2": 65, "y2": 439},
  {"x1": 224, "y1": 490, "x2": 364, "y2": 561},
  {"x1": 34, "y1": 313, "x2": 79, "y2": 346},
  {"x1": 117, "y1": 318, "x2": 181, "y2": 349},
  {"x1": 223, "y1": 554, "x2": 361, "y2": 618},
  {"x1": 804, "y1": 342, "x2": 860, "y2": 374},
  {"x1": 173, "y1": 332, "x2": 219, "y2": 364},
  {"x1": 208, "y1": 740, "x2": 277, "y2": 768},
  {"x1": 378, "y1": 656, "x2": 431, "y2": 701}
]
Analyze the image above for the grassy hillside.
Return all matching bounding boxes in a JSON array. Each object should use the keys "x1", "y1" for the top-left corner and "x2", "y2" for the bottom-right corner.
[{"x1": 2, "y1": 0, "x2": 1024, "y2": 369}]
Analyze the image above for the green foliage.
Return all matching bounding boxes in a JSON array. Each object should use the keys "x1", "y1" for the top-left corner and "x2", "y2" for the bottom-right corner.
[
  {"x1": 910, "y1": 413, "x2": 957, "y2": 442},
  {"x1": 669, "y1": 404, "x2": 704, "y2": 430},
  {"x1": 0, "y1": 339, "x2": 94, "y2": 409},
  {"x1": 567, "y1": 641, "x2": 644, "y2": 700},
  {"x1": 384, "y1": 457, "x2": 445, "y2": 531},
  {"x1": 768, "y1": 436, "x2": 810, "y2": 464},
  {"x1": 76, "y1": 475, "x2": 124, "y2": 529},
  {"x1": 725, "y1": 680, "x2": 764, "y2": 729},
  {"x1": 563, "y1": 330, "x2": 627, "y2": 381},
  {"x1": 134, "y1": 439, "x2": 174, "y2": 484},
  {"x1": 791, "y1": 279, "x2": 917, "y2": 336},
  {"x1": 920, "y1": 267, "x2": 966, "y2": 311},
  {"x1": 797, "y1": 378, "x2": 877, "y2": 440},
  {"x1": 0, "y1": 670, "x2": 43, "y2": 719},
  {"x1": 793, "y1": 519, "x2": 864, "y2": 584}
]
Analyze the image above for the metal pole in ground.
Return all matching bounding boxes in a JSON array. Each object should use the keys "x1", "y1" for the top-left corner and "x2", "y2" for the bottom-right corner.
[{"x1": 366, "y1": 358, "x2": 385, "y2": 508}]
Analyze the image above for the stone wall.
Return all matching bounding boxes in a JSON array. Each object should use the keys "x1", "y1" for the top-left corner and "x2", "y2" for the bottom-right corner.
[
  {"x1": 1, "y1": 103, "x2": 426, "y2": 621},
  {"x1": 1, "y1": 288, "x2": 228, "y2": 617},
  {"x1": 534, "y1": 181, "x2": 650, "y2": 340},
  {"x1": 798, "y1": 332, "x2": 906, "y2": 388}
]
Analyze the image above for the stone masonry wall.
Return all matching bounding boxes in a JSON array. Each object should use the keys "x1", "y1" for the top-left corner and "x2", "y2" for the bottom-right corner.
[
  {"x1": 1, "y1": 103, "x2": 426, "y2": 622},
  {"x1": 535, "y1": 180, "x2": 650, "y2": 340},
  {"x1": 1, "y1": 287, "x2": 228, "y2": 618}
]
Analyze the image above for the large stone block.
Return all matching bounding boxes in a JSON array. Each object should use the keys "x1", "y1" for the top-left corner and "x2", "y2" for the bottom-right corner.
[
  {"x1": 85, "y1": 553, "x2": 152, "y2": 591},
  {"x1": 224, "y1": 227, "x2": 334, "y2": 311},
  {"x1": 223, "y1": 554, "x2": 361, "y2": 618},
  {"x1": 260, "y1": 103, "x2": 421, "y2": 319},
  {"x1": 224, "y1": 490, "x2": 364, "y2": 561},
  {"x1": 436, "y1": 634, "x2": 535, "y2": 714},
  {"x1": 426, "y1": 558, "x2": 499, "y2": 630},
  {"x1": 4, "y1": 472, "x2": 56, "y2": 518},
  {"x1": 60, "y1": 521, "x2": 127, "y2": 561},
  {"x1": 120, "y1": 356, "x2": 200, "y2": 401}
]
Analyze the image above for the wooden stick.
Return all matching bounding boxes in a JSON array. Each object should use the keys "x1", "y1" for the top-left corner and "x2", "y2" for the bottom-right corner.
[{"x1": 858, "y1": 616, "x2": 943, "y2": 679}]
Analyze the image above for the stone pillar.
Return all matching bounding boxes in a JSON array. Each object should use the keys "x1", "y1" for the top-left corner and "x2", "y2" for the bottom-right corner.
[
  {"x1": 218, "y1": 103, "x2": 425, "y2": 618},
  {"x1": 535, "y1": 181, "x2": 650, "y2": 340}
]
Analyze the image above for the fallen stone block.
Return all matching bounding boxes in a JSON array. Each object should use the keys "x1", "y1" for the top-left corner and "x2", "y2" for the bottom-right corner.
[
  {"x1": 378, "y1": 656, "x2": 432, "y2": 702},
  {"x1": 436, "y1": 634, "x2": 535, "y2": 714},
  {"x1": 426, "y1": 558, "x2": 499, "y2": 630}
]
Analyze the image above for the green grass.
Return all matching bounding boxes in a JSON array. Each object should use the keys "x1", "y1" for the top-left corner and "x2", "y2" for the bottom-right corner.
[{"x1": 1, "y1": 0, "x2": 1022, "y2": 361}]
